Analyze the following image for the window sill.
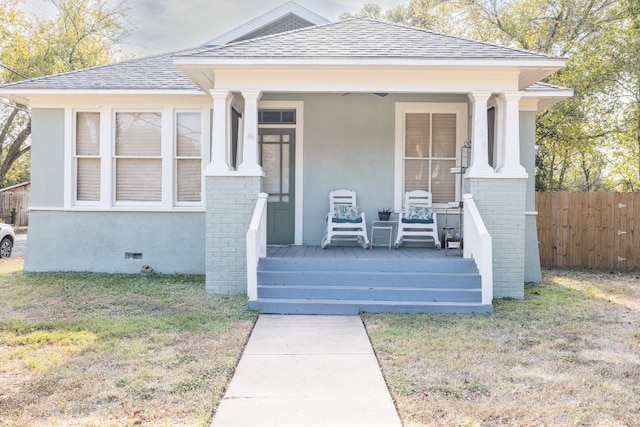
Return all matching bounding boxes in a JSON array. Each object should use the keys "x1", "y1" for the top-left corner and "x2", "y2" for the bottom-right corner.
[{"x1": 31, "y1": 206, "x2": 205, "y2": 213}]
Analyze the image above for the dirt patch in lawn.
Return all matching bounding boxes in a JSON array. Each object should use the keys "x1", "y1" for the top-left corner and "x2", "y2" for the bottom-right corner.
[
  {"x1": 0, "y1": 258, "x2": 257, "y2": 426},
  {"x1": 364, "y1": 269, "x2": 640, "y2": 427}
]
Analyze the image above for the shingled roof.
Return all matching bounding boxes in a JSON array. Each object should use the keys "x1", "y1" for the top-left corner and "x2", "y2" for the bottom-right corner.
[
  {"x1": 1, "y1": 18, "x2": 564, "y2": 93},
  {"x1": 185, "y1": 19, "x2": 561, "y2": 61},
  {"x1": 0, "y1": 48, "x2": 201, "y2": 91}
]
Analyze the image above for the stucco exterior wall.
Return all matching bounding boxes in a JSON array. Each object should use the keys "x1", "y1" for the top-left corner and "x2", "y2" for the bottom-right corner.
[
  {"x1": 466, "y1": 177, "x2": 527, "y2": 299},
  {"x1": 24, "y1": 211, "x2": 205, "y2": 273},
  {"x1": 31, "y1": 109, "x2": 65, "y2": 207}
]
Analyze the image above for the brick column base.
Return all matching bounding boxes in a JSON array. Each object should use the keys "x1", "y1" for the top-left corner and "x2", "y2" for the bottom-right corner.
[
  {"x1": 205, "y1": 176, "x2": 262, "y2": 295},
  {"x1": 466, "y1": 177, "x2": 527, "y2": 299}
]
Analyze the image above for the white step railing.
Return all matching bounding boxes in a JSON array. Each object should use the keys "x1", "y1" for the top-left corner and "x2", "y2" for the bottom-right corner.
[
  {"x1": 246, "y1": 193, "x2": 268, "y2": 301},
  {"x1": 462, "y1": 194, "x2": 493, "y2": 305}
]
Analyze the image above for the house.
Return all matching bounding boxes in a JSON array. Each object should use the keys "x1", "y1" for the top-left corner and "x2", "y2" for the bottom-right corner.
[
  {"x1": 0, "y1": 181, "x2": 30, "y2": 227},
  {"x1": 0, "y1": 2, "x2": 572, "y2": 313}
]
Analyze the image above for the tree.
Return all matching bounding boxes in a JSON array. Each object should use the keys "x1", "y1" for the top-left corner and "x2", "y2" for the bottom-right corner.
[
  {"x1": 460, "y1": 0, "x2": 627, "y2": 191},
  {"x1": 339, "y1": 3, "x2": 384, "y2": 20},
  {"x1": 605, "y1": 0, "x2": 640, "y2": 190},
  {"x1": 0, "y1": 0, "x2": 130, "y2": 187},
  {"x1": 342, "y1": 0, "x2": 634, "y2": 192},
  {"x1": 2, "y1": 150, "x2": 29, "y2": 187},
  {"x1": 341, "y1": 0, "x2": 469, "y2": 36}
]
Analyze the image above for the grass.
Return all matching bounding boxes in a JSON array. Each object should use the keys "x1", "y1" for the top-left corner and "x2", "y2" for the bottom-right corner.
[
  {"x1": 0, "y1": 258, "x2": 257, "y2": 427},
  {"x1": 4, "y1": 254, "x2": 640, "y2": 426},
  {"x1": 364, "y1": 269, "x2": 640, "y2": 427}
]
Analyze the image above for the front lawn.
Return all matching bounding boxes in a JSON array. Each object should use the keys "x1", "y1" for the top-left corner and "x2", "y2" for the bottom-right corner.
[
  {"x1": 0, "y1": 258, "x2": 256, "y2": 426},
  {"x1": 364, "y1": 270, "x2": 640, "y2": 426}
]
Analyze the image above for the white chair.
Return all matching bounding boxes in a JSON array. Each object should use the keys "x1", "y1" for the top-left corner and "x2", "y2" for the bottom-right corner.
[
  {"x1": 320, "y1": 189, "x2": 369, "y2": 249},
  {"x1": 394, "y1": 190, "x2": 441, "y2": 249}
]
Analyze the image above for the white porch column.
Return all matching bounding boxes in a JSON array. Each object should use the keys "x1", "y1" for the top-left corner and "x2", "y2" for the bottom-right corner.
[
  {"x1": 237, "y1": 89, "x2": 264, "y2": 176},
  {"x1": 493, "y1": 95, "x2": 505, "y2": 171},
  {"x1": 497, "y1": 91, "x2": 527, "y2": 176},
  {"x1": 467, "y1": 92, "x2": 494, "y2": 176},
  {"x1": 207, "y1": 89, "x2": 232, "y2": 174}
]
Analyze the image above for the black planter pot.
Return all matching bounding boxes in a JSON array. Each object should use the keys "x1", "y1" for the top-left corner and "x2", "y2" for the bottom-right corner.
[{"x1": 378, "y1": 213, "x2": 391, "y2": 221}]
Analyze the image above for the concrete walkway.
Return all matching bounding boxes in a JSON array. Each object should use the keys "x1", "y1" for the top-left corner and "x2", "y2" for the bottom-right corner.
[{"x1": 211, "y1": 315, "x2": 402, "y2": 427}]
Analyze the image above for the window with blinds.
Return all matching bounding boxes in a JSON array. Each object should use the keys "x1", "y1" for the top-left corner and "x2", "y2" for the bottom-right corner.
[
  {"x1": 75, "y1": 112, "x2": 101, "y2": 202},
  {"x1": 404, "y1": 113, "x2": 457, "y2": 203},
  {"x1": 175, "y1": 112, "x2": 202, "y2": 203},
  {"x1": 115, "y1": 112, "x2": 162, "y2": 203}
]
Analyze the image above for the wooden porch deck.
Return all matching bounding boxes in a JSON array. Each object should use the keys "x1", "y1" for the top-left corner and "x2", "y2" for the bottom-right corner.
[{"x1": 267, "y1": 245, "x2": 458, "y2": 260}]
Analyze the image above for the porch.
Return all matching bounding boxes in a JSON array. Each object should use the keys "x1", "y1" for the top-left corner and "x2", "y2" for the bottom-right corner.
[
  {"x1": 267, "y1": 244, "x2": 453, "y2": 260},
  {"x1": 247, "y1": 243, "x2": 492, "y2": 315}
]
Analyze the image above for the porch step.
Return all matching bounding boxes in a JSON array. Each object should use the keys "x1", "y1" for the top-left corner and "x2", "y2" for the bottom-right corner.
[
  {"x1": 250, "y1": 256, "x2": 492, "y2": 315},
  {"x1": 248, "y1": 299, "x2": 493, "y2": 315},
  {"x1": 258, "y1": 285, "x2": 481, "y2": 303},
  {"x1": 258, "y1": 271, "x2": 481, "y2": 288},
  {"x1": 258, "y1": 257, "x2": 479, "y2": 273}
]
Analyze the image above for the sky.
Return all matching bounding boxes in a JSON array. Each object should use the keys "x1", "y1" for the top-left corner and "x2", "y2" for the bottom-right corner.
[{"x1": 24, "y1": 0, "x2": 405, "y2": 55}]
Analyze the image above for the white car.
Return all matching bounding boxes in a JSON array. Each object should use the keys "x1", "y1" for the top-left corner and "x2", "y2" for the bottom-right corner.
[{"x1": 0, "y1": 223, "x2": 15, "y2": 258}]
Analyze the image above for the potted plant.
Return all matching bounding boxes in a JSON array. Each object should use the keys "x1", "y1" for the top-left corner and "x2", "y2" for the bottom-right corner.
[{"x1": 378, "y1": 208, "x2": 392, "y2": 221}]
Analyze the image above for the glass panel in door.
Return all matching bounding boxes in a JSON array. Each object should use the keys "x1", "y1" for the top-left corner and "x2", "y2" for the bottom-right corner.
[{"x1": 259, "y1": 128, "x2": 295, "y2": 244}]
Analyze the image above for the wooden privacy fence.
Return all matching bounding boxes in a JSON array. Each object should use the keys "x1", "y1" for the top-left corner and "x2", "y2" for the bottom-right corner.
[
  {"x1": 0, "y1": 183, "x2": 30, "y2": 227},
  {"x1": 536, "y1": 192, "x2": 640, "y2": 270}
]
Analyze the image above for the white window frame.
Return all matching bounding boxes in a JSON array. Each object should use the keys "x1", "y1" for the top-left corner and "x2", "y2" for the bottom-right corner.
[
  {"x1": 73, "y1": 110, "x2": 102, "y2": 207},
  {"x1": 112, "y1": 110, "x2": 164, "y2": 208},
  {"x1": 174, "y1": 110, "x2": 204, "y2": 207},
  {"x1": 65, "y1": 103, "x2": 210, "y2": 212},
  {"x1": 394, "y1": 102, "x2": 468, "y2": 211}
]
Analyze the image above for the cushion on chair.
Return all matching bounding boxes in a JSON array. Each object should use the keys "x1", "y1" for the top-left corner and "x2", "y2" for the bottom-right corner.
[
  {"x1": 402, "y1": 205, "x2": 434, "y2": 224},
  {"x1": 333, "y1": 217, "x2": 364, "y2": 223},
  {"x1": 333, "y1": 205, "x2": 363, "y2": 223}
]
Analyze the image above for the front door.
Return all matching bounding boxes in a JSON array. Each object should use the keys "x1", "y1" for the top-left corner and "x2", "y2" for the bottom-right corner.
[{"x1": 259, "y1": 128, "x2": 295, "y2": 244}]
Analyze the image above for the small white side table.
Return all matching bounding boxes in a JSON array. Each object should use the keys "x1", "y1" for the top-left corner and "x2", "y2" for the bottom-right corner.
[{"x1": 370, "y1": 220, "x2": 396, "y2": 249}]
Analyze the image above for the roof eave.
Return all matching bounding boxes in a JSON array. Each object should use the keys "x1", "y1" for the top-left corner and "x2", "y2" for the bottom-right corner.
[
  {"x1": 174, "y1": 67, "x2": 216, "y2": 93},
  {"x1": 174, "y1": 57, "x2": 566, "y2": 92},
  {"x1": 173, "y1": 57, "x2": 567, "y2": 68},
  {"x1": 0, "y1": 89, "x2": 206, "y2": 104},
  {"x1": 523, "y1": 87, "x2": 574, "y2": 110},
  {"x1": 0, "y1": 94, "x2": 30, "y2": 105}
]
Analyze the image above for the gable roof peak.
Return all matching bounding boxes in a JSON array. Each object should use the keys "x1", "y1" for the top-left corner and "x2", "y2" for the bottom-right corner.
[
  {"x1": 202, "y1": 1, "x2": 330, "y2": 47},
  {"x1": 190, "y1": 17, "x2": 332, "y2": 57}
]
